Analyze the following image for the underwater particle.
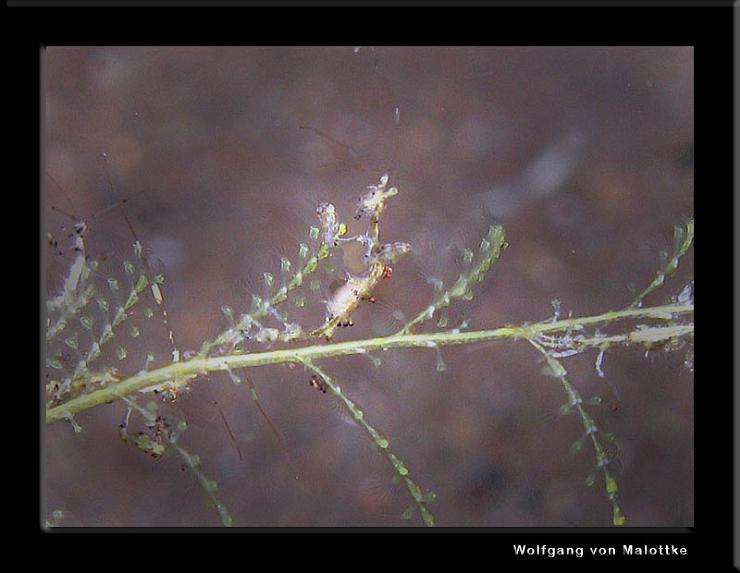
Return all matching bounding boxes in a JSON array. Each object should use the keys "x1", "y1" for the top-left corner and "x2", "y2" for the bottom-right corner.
[
  {"x1": 263, "y1": 272, "x2": 274, "y2": 289},
  {"x1": 684, "y1": 348, "x2": 694, "y2": 372},
  {"x1": 435, "y1": 352, "x2": 447, "y2": 373},
  {"x1": 298, "y1": 242, "x2": 310, "y2": 260},
  {"x1": 462, "y1": 248, "x2": 474, "y2": 265},
  {"x1": 151, "y1": 283, "x2": 163, "y2": 305},
  {"x1": 250, "y1": 294, "x2": 264, "y2": 314},
  {"x1": 551, "y1": 298, "x2": 561, "y2": 322},
  {"x1": 44, "y1": 509, "x2": 65, "y2": 528},
  {"x1": 595, "y1": 349, "x2": 606, "y2": 378},
  {"x1": 677, "y1": 282, "x2": 694, "y2": 306},
  {"x1": 280, "y1": 257, "x2": 291, "y2": 276}
]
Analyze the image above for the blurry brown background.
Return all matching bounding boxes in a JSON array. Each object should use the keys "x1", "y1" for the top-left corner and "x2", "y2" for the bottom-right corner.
[{"x1": 44, "y1": 46, "x2": 693, "y2": 527}]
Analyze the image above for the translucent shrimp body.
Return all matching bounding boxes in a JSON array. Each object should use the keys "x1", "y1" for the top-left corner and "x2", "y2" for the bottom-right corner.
[
  {"x1": 354, "y1": 173, "x2": 398, "y2": 221},
  {"x1": 325, "y1": 275, "x2": 367, "y2": 323}
]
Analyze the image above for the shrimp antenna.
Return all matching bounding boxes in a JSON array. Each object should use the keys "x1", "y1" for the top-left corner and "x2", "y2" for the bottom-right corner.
[
  {"x1": 46, "y1": 171, "x2": 78, "y2": 214},
  {"x1": 244, "y1": 376, "x2": 302, "y2": 480},
  {"x1": 299, "y1": 124, "x2": 368, "y2": 173},
  {"x1": 299, "y1": 125, "x2": 359, "y2": 159},
  {"x1": 212, "y1": 401, "x2": 244, "y2": 461}
]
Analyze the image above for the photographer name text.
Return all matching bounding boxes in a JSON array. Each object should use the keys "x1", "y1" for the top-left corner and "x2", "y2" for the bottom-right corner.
[{"x1": 514, "y1": 544, "x2": 688, "y2": 558}]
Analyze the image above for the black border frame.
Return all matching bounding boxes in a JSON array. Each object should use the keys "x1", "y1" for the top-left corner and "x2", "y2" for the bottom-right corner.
[{"x1": 18, "y1": 1, "x2": 732, "y2": 568}]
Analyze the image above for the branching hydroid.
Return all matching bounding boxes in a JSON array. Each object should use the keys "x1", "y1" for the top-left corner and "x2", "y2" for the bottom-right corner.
[{"x1": 44, "y1": 174, "x2": 694, "y2": 527}]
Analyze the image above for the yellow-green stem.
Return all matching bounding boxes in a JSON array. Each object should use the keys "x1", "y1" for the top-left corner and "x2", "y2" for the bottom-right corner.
[{"x1": 47, "y1": 303, "x2": 692, "y2": 424}]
